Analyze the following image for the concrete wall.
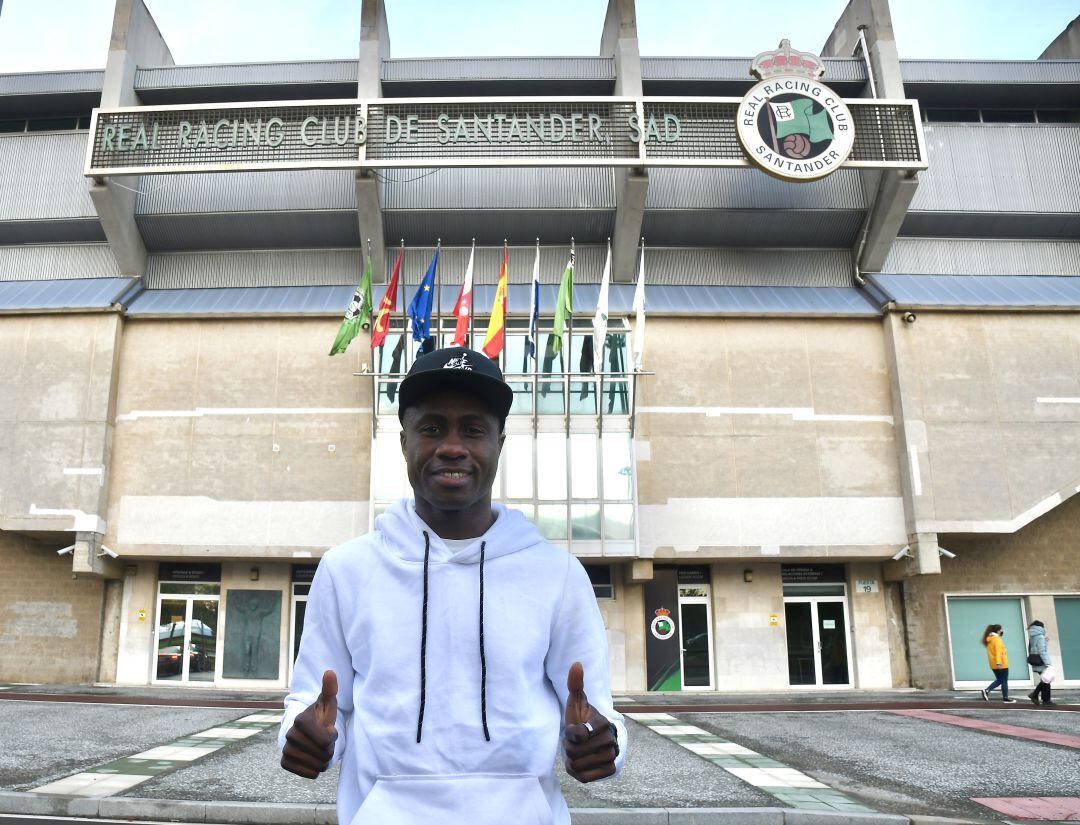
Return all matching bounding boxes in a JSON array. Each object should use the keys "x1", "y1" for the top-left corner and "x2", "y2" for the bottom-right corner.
[
  {"x1": 106, "y1": 318, "x2": 373, "y2": 557},
  {"x1": 888, "y1": 311, "x2": 1080, "y2": 534},
  {"x1": 0, "y1": 313, "x2": 121, "y2": 535},
  {"x1": 0, "y1": 531, "x2": 106, "y2": 682},
  {"x1": 596, "y1": 569, "x2": 644, "y2": 692},
  {"x1": 635, "y1": 317, "x2": 905, "y2": 558},
  {"x1": 902, "y1": 491, "x2": 1080, "y2": 688},
  {"x1": 710, "y1": 563, "x2": 789, "y2": 690}
]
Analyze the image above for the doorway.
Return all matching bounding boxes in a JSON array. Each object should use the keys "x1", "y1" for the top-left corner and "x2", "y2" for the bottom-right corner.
[
  {"x1": 784, "y1": 595, "x2": 852, "y2": 687},
  {"x1": 154, "y1": 593, "x2": 220, "y2": 683},
  {"x1": 643, "y1": 565, "x2": 714, "y2": 691}
]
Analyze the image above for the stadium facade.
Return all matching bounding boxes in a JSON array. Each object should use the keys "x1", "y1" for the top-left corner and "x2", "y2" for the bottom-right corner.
[{"x1": 1, "y1": 0, "x2": 1079, "y2": 694}]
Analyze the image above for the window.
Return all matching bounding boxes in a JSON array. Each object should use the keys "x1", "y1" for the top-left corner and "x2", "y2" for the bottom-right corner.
[
  {"x1": 1036, "y1": 110, "x2": 1080, "y2": 123},
  {"x1": 925, "y1": 109, "x2": 980, "y2": 123},
  {"x1": 584, "y1": 564, "x2": 614, "y2": 599},
  {"x1": 980, "y1": 110, "x2": 1035, "y2": 124}
]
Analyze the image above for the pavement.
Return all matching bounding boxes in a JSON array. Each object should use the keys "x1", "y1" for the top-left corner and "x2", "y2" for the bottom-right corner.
[{"x1": 1, "y1": 683, "x2": 1078, "y2": 824}]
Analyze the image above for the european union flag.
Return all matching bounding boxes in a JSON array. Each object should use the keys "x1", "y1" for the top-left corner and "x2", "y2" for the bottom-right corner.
[{"x1": 408, "y1": 248, "x2": 439, "y2": 351}]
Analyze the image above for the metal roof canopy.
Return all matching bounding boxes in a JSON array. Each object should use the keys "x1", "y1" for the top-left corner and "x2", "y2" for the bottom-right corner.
[
  {"x1": 868, "y1": 273, "x2": 1080, "y2": 310},
  {"x1": 0, "y1": 277, "x2": 135, "y2": 313}
]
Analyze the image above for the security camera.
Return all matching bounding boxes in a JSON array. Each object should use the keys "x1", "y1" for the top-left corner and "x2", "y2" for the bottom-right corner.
[
  {"x1": 938, "y1": 547, "x2": 957, "y2": 559},
  {"x1": 98, "y1": 545, "x2": 118, "y2": 559},
  {"x1": 891, "y1": 545, "x2": 912, "y2": 561},
  {"x1": 57, "y1": 544, "x2": 75, "y2": 556},
  {"x1": 902, "y1": 312, "x2": 917, "y2": 324}
]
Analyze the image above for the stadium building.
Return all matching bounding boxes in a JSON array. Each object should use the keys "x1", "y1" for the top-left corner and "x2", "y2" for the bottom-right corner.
[{"x1": 1, "y1": 0, "x2": 1079, "y2": 695}]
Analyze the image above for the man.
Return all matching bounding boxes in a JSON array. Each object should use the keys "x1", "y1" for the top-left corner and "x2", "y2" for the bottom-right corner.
[{"x1": 279, "y1": 346, "x2": 626, "y2": 825}]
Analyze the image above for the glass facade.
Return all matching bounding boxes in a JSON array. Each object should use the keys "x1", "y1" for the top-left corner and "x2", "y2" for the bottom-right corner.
[{"x1": 946, "y1": 597, "x2": 1027, "y2": 683}]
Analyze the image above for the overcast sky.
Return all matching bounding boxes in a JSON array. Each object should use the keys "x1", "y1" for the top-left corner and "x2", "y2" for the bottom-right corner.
[{"x1": 0, "y1": 0, "x2": 1075, "y2": 73}]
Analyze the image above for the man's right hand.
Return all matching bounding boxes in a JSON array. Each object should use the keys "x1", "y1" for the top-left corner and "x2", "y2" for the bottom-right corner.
[{"x1": 280, "y1": 670, "x2": 339, "y2": 779}]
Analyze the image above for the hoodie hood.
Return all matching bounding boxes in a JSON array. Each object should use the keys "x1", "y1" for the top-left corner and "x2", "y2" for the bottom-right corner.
[
  {"x1": 375, "y1": 499, "x2": 547, "y2": 564},
  {"x1": 1029, "y1": 625, "x2": 1046, "y2": 640}
]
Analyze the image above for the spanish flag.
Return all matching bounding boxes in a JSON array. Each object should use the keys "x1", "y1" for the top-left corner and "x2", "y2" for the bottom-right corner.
[
  {"x1": 482, "y1": 243, "x2": 508, "y2": 359},
  {"x1": 370, "y1": 245, "x2": 403, "y2": 349}
]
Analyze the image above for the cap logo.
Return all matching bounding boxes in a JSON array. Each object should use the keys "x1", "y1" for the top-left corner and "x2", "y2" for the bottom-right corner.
[{"x1": 443, "y1": 354, "x2": 473, "y2": 371}]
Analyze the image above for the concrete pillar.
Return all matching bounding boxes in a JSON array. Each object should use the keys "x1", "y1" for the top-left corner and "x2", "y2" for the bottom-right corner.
[
  {"x1": 882, "y1": 313, "x2": 940, "y2": 577},
  {"x1": 357, "y1": 0, "x2": 389, "y2": 281},
  {"x1": 1039, "y1": 15, "x2": 1080, "y2": 59},
  {"x1": 71, "y1": 531, "x2": 122, "y2": 579},
  {"x1": 625, "y1": 558, "x2": 653, "y2": 583},
  {"x1": 601, "y1": 0, "x2": 647, "y2": 283},
  {"x1": 822, "y1": 0, "x2": 917, "y2": 277},
  {"x1": 89, "y1": 0, "x2": 173, "y2": 277},
  {"x1": 1025, "y1": 595, "x2": 1065, "y2": 671},
  {"x1": 97, "y1": 579, "x2": 124, "y2": 682}
]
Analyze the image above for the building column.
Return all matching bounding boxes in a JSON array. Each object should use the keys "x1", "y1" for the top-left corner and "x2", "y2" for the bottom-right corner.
[
  {"x1": 88, "y1": 0, "x2": 174, "y2": 277},
  {"x1": 1039, "y1": 15, "x2": 1080, "y2": 58},
  {"x1": 357, "y1": 0, "x2": 389, "y2": 281},
  {"x1": 602, "y1": 0, "x2": 648, "y2": 283},
  {"x1": 822, "y1": 0, "x2": 918, "y2": 275}
]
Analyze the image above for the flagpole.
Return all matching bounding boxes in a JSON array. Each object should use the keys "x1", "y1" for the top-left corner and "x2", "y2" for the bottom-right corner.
[
  {"x1": 565, "y1": 236, "x2": 574, "y2": 430},
  {"x1": 469, "y1": 238, "x2": 475, "y2": 349},
  {"x1": 532, "y1": 236, "x2": 540, "y2": 437},
  {"x1": 435, "y1": 237, "x2": 442, "y2": 350},
  {"x1": 399, "y1": 238, "x2": 407, "y2": 373},
  {"x1": 502, "y1": 238, "x2": 508, "y2": 372}
]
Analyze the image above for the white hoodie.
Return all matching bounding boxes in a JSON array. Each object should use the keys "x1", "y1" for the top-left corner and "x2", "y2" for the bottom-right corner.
[{"x1": 279, "y1": 499, "x2": 627, "y2": 825}]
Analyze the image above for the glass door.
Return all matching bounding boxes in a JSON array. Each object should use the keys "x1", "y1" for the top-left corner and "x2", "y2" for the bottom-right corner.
[
  {"x1": 188, "y1": 599, "x2": 218, "y2": 682},
  {"x1": 288, "y1": 584, "x2": 310, "y2": 682},
  {"x1": 784, "y1": 598, "x2": 852, "y2": 687},
  {"x1": 154, "y1": 593, "x2": 220, "y2": 684},
  {"x1": 156, "y1": 598, "x2": 189, "y2": 682},
  {"x1": 677, "y1": 583, "x2": 714, "y2": 690}
]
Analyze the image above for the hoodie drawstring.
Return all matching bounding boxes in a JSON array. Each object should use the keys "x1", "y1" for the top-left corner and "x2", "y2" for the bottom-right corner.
[
  {"x1": 416, "y1": 532, "x2": 491, "y2": 744},
  {"x1": 479, "y1": 540, "x2": 490, "y2": 741},
  {"x1": 416, "y1": 531, "x2": 430, "y2": 743}
]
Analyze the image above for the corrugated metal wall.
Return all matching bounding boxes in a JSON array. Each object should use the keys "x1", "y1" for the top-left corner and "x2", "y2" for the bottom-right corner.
[
  {"x1": 380, "y1": 167, "x2": 615, "y2": 210},
  {"x1": 136, "y1": 170, "x2": 356, "y2": 214},
  {"x1": 884, "y1": 239, "x2": 1080, "y2": 276},
  {"x1": 900, "y1": 60, "x2": 1080, "y2": 84},
  {"x1": 642, "y1": 210, "x2": 863, "y2": 247},
  {"x1": 145, "y1": 249, "x2": 362, "y2": 289},
  {"x1": 0, "y1": 70, "x2": 103, "y2": 95},
  {"x1": 911, "y1": 124, "x2": 1080, "y2": 213},
  {"x1": 382, "y1": 57, "x2": 614, "y2": 82},
  {"x1": 0, "y1": 133, "x2": 96, "y2": 220},
  {"x1": 641, "y1": 57, "x2": 866, "y2": 82},
  {"x1": 134, "y1": 61, "x2": 359, "y2": 91},
  {"x1": 0, "y1": 243, "x2": 120, "y2": 280},
  {"x1": 382, "y1": 211, "x2": 614, "y2": 246},
  {"x1": 646, "y1": 168, "x2": 864, "y2": 210}
]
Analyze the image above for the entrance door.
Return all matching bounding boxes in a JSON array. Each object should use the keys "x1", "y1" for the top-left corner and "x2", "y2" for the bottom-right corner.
[
  {"x1": 288, "y1": 584, "x2": 310, "y2": 682},
  {"x1": 677, "y1": 580, "x2": 714, "y2": 690},
  {"x1": 784, "y1": 598, "x2": 852, "y2": 687},
  {"x1": 154, "y1": 596, "x2": 219, "y2": 683}
]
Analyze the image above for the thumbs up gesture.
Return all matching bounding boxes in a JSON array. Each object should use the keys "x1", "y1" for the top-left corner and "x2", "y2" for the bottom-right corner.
[
  {"x1": 562, "y1": 661, "x2": 619, "y2": 783},
  {"x1": 280, "y1": 670, "x2": 339, "y2": 779}
]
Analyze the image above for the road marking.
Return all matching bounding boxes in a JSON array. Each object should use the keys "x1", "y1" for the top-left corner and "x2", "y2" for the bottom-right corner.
[
  {"x1": 31, "y1": 712, "x2": 283, "y2": 797},
  {"x1": 890, "y1": 709, "x2": 1080, "y2": 749},
  {"x1": 972, "y1": 797, "x2": 1080, "y2": 820},
  {"x1": 626, "y1": 712, "x2": 876, "y2": 813}
]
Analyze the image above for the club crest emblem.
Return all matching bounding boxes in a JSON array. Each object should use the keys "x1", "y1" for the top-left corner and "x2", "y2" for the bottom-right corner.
[
  {"x1": 736, "y1": 40, "x2": 855, "y2": 182},
  {"x1": 443, "y1": 354, "x2": 473, "y2": 371},
  {"x1": 650, "y1": 607, "x2": 676, "y2": 641}
]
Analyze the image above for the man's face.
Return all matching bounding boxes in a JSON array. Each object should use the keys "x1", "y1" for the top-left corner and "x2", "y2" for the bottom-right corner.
[{"x1": 400, "y1": 390, "x2": 505, "y2": 514}]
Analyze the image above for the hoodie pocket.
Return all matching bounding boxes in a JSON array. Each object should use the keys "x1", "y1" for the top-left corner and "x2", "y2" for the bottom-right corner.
[{"x1": 349, "y1": 773, "x2": 552, "y2": 825}]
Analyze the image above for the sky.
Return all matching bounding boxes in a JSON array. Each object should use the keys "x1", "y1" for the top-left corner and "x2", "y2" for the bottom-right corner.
[{"x1": 0, "y1": 0, "x2": 1076, "y2": 74}]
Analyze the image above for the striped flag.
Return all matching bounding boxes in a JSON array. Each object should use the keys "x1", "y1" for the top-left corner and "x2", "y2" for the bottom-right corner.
[
  {"x1": 451, "y1": 242, "x2": 475, "y2": 346},
  {"x1": 482, "y1": 243, "x2": 509, "y2": 359}
]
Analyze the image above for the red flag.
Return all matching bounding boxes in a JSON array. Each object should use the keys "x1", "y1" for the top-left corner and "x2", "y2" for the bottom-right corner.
[
  {"x1": 371, "y1": 246, "x2": 403, "y2": 349},
  {"x1": 482, "y1": 245, "x2": 508, "y2": 359},
  {"x1": 451, "y1": 244, "x2": 475, "y2": 347}
]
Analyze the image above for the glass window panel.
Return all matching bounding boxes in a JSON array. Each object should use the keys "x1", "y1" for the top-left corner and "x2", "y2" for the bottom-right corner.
[
  {"x1": 28, "y1": 116, "x2": 78, "y2": 131},
  {"x1": 504, "y1": 334, "x2": 533, "y2": 415},
  {"x1": 601, "y1": 380, "x2": 630, "y2": 415},
  {"x1": 926, "y1": 109, "x2": 980, "y2": 122},
  {"x1": 782, "y1": 584, "x2": 845, "y2": 597},
  {"x1": 537, "y1": 333, "x2": 566, "y2": 415},
  {"x1": 602, "y1": 432, "x2": 633, "y2": 501},
  {"x1": 536, "y1": 433, "x2": 567, "y2": 499},
  {"x1": 604, "y1": 503, "x2": 634, "y2": 539},
  {"x1": 158, "y1": 583, "x2": 220, "y2": 595},
  {"x1": 945, "y1": 597, "x2": 1026, "y2": 682},
  {"x1": 602, "y1": 333, "x2": 628, "y2": 374},
  {"x1": 373, "y1": 430, "x2": 409, "y2": 500},
  {"x1": 1055, "y1": 597, "x2": 1080, "y2": 681},
  {"x1": 537, "y1": 504, "x2": 567, "y2": 539},
  {"x1": 503, "y1": 434, "x2": 533, "y2": 499},
  {"x1": 571, "y1": 503, "x2": 601, "y2": 539},
  {"x1": 0, "y1": 120, "x2": 25, "y2": 133},
  {"x1": 570, "y1": 434, "x2": 598, "y2": 498},
  {"x1": 188, "y1": 599, "x2": 218, "y2": 682},
  {"x1": 980, "y1": 109, "x2": 1035, "y2": 123},
  {"x1": 156, "y1": 599, "x2": 188, "y2": 681},
  {"x1": 292, "y1": 584, "x2": 311, "y2": 596},
  {"x1": 569, "y1": 381, "x2": 598, "y2": 414},
  {"x1": 568, "y1": 331, "x2": 596, "y2": 375}
]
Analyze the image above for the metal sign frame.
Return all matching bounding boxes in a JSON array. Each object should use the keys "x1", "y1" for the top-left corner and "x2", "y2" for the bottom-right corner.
[{"x1": 84, "y1": 95, "x2": 927, "y2": 177}]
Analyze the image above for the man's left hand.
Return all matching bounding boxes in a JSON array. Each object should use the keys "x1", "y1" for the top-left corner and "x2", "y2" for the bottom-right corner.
[{"x1": 562, "y1": 661, "x2": 618, "y2": 783}]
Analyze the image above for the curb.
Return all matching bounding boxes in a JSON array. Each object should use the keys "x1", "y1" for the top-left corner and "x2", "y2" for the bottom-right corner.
[{"x1": 0, "y1": 792, "x2": 993, "y2": 825}]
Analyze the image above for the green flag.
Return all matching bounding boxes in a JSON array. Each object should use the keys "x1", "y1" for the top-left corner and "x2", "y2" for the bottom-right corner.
[
  {"x1": 773, "y1": 98, "x2": 834, "y2": 144},
  {"x1": 329, "y1": 253, "x2": 374, "y2": 356},
  {"x1": 551, "y1": 249, "x2": 575, "y2": 353}
]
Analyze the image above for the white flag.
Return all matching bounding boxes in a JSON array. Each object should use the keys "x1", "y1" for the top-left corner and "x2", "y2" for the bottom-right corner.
[
  {"x1": 451, "y1": 243, "x2": 475, "y2": 346},
  {"x1": 632, "y1": 241, "x2": 645, "y2": 371},
  {"x1": 592, "y1": 241, "x2": 611, "y2": 371},
  {"x1": 769, "y1": 101, "x2": 796, "y2": 122}
]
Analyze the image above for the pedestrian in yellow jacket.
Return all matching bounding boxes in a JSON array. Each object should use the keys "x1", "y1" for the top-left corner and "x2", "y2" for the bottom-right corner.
[{"x1": 980, "y1": 625, "x2": 1016, "y2": 702}]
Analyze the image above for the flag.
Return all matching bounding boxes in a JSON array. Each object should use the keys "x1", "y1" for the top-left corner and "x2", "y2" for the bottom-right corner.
[
  {"x1": 632, "y1": 241, "x2": 646, "y2": 370},
  {"x1": 328, "y1": 251, "x2": 374, "y2": 356},
  {"x1": 590, "y1": 242, "x2": 611, "y2": 373},
  {"x1": 408, "y1": 247, "x2": 439, "y2": 352},
  {"x1": 551, "y1": 246, "x2": 574, "y2": 353},
  {"x1": 370, "y1": 246, "x2": 403, "y2": 349},
  {"x1": 771, "y1": 98, "x2": 833, "y2": 143},
  {"x1": 526, "y1": 242, "x2": 541, "y2": 360},
  {"x1": 451, "y1": 244, "x2": 475, "y2": 346},
  {"x1": 482, "y1": 245, "x2": 508, "y2": 359}
]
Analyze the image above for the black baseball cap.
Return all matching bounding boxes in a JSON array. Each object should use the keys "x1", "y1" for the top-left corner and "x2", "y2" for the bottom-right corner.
[{"x1": 397, "y1": 346, "x2": 514, "y2": 421}]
